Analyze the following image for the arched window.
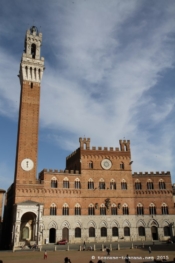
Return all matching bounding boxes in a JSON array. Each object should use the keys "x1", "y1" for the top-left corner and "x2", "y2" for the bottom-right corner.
[
  {"x1": 50, "y1": 203, "x2": 57, "y2": 215},
  {"x1": 112, "y1": 227, "x2": 118, "y2": 236},
  {"x1": 31, "y1": 43, "x2": 36, "y2": 58},
  {"x1": 74, "y1": 178, "x2": 81, "y2": 189},
  {"x1": 110, "y1": 179, "x2": 116, "y2": 189},
  {"x1": 149, "y1": 203, "x2": 156, "y2": 215},
  {"x1": 38, "y1": 68, "x2": 41, "y2": 80},
  {"x1": 63, "y1": 177, "x2": 69, "y2": 188},
  {"x1": 159, "y1": 179, "x2": 166, "y2": 189},
  {"x1": 89, "y1": 161, "x2": 93, "y2": 169},
  {"x1": 101, "y1": 227, "x2": 107, "y2": 237},
  {"x1": 75, "y1": 227, "x2": 81, "y2": 238},
  {"x1": 51, "y1": 177, "x2": 57, "y2": 188},
  {"x1": 121, "y1": 179, "x2": 127, "y2": 190},
  {"x1": 164, "y1": 226, "x2": 170, "y2": 236},
  {"x1": 124, "y1": 227, "x2": 130, "y2": 236},
  {"x1": 34, "y1": 68, "x2": 36, "y2": 80},
  {"x1": 30, "y1": 67, "x2": 32, "y2": 79},
  {"x1": 120, "y1": 162, "x2": 124, "y2": 170},
  {"x1": 135, "y1": 179, "x2": 142, "y2": 190},
  {"x1": 147, "y1": 179, "x2": 154, "y2": 190},
  {"x1": 88, "y1": 178, "x2": 94, "y2": 189},
  {"x1": 138, "y1": 226, "x2": 145, "y2": 236},
  {"x1": 123, "y1": 204, "x2": 129, "y2": 215},
  {"x1": 100, "y1": 204, "x2": 106, "y2": 215},
  {"x1": 111, "y1": 203, "x2": 117, "y2": 215},
  {"x1": 99, "y1": 178, "x2": 105, "y2": 189},
  {"x1": 137, "y1": 203, "x2": 144, "y2": 215},
  {"x1": 89, "y1": 227, "x2": 95, "y2": 237},
  {"x1": 161, "y1": 203, "x2": 169, "y2": 215},
  {"x1": 25, "y1": 66, "x2": 28, "y2": 78},
  {"x1": 75, "y1": 203, "x2": 81, "y2": 215},
  {"x1": 88, "y1": 204, "x2": 95, "y2": 215},
  {"x1": 62, "y1": 203, "x2": 69, "y2": 215}
]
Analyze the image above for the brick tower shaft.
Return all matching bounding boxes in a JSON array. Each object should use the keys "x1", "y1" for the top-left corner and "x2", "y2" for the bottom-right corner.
[{"x1": 14, "y1": 26, "x2": 44, "y2": 186}]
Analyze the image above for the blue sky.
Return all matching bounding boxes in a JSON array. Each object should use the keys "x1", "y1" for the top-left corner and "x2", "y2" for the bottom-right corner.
[{"x1": 0, "y1": 0, "x2": 175, "y2": 190}]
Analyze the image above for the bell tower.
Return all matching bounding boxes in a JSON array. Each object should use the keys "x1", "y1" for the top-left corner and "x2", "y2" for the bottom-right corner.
[{"x1": 14, "y1": 26, "x2": 44, "y2": 184}]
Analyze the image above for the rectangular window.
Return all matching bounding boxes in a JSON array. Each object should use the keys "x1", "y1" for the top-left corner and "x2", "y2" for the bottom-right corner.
[
  {"x1": 63, "y1": 181, "x2": 69, "y2": 188},
  {"x1": 111, "y1": 207, "x2": 117, "y2": 215}
]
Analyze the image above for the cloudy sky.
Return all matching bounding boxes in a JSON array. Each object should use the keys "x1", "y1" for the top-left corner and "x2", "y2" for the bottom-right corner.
[{"x1": 0, "y1": 0, "x2": 175, "y2": 190}]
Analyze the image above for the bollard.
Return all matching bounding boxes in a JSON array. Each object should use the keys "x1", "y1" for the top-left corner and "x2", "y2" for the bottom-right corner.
[
  {"x1": 94, "y1": 244, "x2": 96, "y2": 251},
  {"x1": 39, "y1": 245, "x2": 42, "y2": 252},
  {"x1": 54, "y1": 245, "x2": 56, "y2": 251},
  {"x1": 131, "y1": 242, "x2": 134, "y2": 249},
  {"x1": 117, "y1": 242, "x2": 120, "y2": 250},
  {"x1": 110, "y1": 243, "x2": 112, "y2": 251},
  {"x1": 102, "y1": 244, "x2": 104, "y2": 251},
  {"x1": 79, "y1": 245, "x2": 81, "y2": 251},
  {"x1": 67, "y1": 244, "x2": 69, "y2": 251}
]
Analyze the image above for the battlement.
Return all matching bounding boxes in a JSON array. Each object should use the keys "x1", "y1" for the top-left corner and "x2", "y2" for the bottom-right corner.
[
  {"x1": 27, "y1": 26, "x2": 42, "y2": 37},
  {"x1": 119, "y1": 140, "x2": 130, "y2": 151},
  {"x1": 91, "y1": 146, "x2": 120, "y2": 151},
  {"x1": 79, "y1": 137, "x2": 90, "y2": 149},
  {"x1": 79, "y1": 138, "x2": 130, "y2": 152},
  {"x1": 42, "y1": 169, "x2": 80, "y2": 175},
  {"x1": 132, "y1": 171, "x2": 170, "y2": 177},
  {"x1": 66, "y1": 148, "x2": 79, "y2": 160}
]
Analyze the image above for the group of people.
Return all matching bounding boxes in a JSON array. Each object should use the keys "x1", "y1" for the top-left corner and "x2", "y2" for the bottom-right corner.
[{"x1": 43, "y1": 243, "x2": 153, "y2": 262}]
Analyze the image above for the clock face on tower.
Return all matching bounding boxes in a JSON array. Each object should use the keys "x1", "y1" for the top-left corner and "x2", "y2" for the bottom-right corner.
[
  {"x1": 21, "y1": 158, "x2": 34, "y2": 171},
  {"x1": 101, "y1": 159, "x2": 112, "y2": 170}
]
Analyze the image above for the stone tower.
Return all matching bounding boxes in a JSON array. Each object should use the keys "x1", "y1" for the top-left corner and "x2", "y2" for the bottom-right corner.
[{"x1": 14, "y1": 26, "x2": 44, "y2": 186}]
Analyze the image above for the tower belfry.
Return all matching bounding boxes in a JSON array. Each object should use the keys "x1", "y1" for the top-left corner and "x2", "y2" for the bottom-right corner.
[{"x1": 14, "y1": 26, "x2": 44, "y2": 186}]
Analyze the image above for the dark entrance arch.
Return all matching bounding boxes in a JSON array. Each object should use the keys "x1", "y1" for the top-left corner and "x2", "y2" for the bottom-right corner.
[
  {"x1": 49, "y1": 228, "x2": 56, "y2": 243},
  {"x1": 62, "y1": 227, "x2": 69, "y2": 241},
  {"x1": 151, "y1": 226, "x2": 158, "y2": 240}
]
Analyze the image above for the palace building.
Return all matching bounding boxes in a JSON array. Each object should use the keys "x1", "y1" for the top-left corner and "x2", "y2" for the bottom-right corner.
[{"x1": 2, "y1": 27, "x2": 175, "y2": 249}]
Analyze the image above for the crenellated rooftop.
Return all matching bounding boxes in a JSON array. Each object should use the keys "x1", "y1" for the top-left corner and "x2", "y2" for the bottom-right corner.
[
  {"x1": 132, "y1": 171, "x2": 170, "y2": 177},
  {"x1": 41, "y1": 169, "x2": 80, "y2": 175},
  {"x1": 66, "y1": 148, "x2": 79, "y2": 160}
]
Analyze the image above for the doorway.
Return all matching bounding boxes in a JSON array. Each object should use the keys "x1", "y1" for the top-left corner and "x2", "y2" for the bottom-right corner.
[
  {"x1": 151, "y1": 226, "x2": 158, "y2": 240},
  {"x1": 62, "y1": 227, "x2": 69, "y2": 241},
  {"x1": 49, "y1": 228, "x2": 56, "y2": 243}
]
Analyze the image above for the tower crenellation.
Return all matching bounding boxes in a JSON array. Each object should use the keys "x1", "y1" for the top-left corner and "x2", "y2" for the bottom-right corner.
[
  {"x1": 79, "y1": 137, "x2": 91, "y2": 149},
  {"x1": 19, "y1": 26, "x2": 44, "y2": 85},
  {"x1": 119, "y1": 139, "x2": 130, "y2": 151}
]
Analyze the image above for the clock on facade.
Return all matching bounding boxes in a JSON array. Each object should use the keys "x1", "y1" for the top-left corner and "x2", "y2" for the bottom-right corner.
[
  {"x1": 101, "y1": 159, "x2": 112, "y2": 170},
  {"x1": 21, "y1": 158, "x2": 34, "y2": 171}
]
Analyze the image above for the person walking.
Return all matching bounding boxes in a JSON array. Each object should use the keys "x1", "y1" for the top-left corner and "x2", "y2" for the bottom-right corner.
[
  {"x1": 125, "y1": 254, "x2": 129, "y2": 263},
  {"x1": 64, "y1": 257, "x2": 69, "y2": 263},
  {"x1": 106, "y1": 247, "x2": 110, "y2": 255},
  {"x1": 44, "y1": 250, "x2": 47, "y2": 259},
  {"x1": 148, "y1": 246, "x2": 151, "y2": 254}
]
